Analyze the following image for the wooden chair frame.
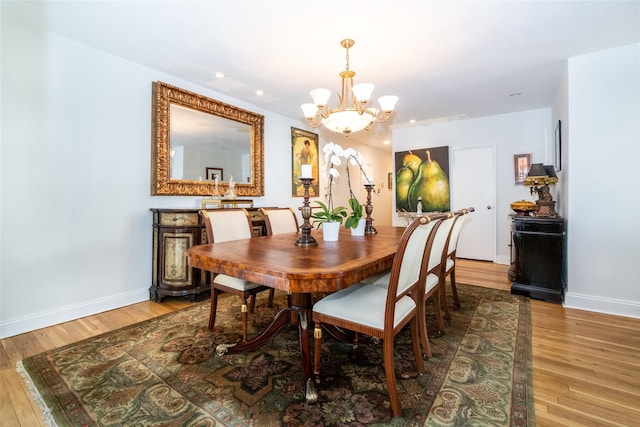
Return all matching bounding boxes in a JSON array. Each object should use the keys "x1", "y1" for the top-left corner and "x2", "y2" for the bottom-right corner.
[{"x1": 200, "y1": 208, "x2": 274, "y2": 341}]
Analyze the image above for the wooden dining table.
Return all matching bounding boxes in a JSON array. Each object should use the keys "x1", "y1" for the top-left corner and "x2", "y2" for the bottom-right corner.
[{"x1": 186, "y1": 225, "x2": 406, "y2": 403}]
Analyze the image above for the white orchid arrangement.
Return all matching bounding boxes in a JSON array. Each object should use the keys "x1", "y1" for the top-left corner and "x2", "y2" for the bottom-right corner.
[{"x1": 315, "y1": 142, "x2": 373, "y2": 229}]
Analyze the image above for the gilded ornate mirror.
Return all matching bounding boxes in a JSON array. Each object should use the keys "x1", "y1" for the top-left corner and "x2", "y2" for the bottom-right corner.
[{"x1": 151, "y1": 81, "x2": 264, "y2": 196}]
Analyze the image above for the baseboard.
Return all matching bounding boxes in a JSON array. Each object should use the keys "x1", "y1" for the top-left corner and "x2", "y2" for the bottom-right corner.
[
  {"x1": 564, "y1": 291, "x2": 640, "y2": 319},
  {"x1": 495, "y1": 255, "x2": 510, "y2": 265},
  {"x1": 0, "y1": 289, "x2": 150, "y2": 339}
]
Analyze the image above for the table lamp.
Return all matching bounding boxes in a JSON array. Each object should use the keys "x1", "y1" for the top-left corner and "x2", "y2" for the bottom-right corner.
[{"x1": 523, "y1": 163, "x2": 559, "y2": 218}]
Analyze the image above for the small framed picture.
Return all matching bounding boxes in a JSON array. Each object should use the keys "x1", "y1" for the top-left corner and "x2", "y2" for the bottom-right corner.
[
  {"x1": 388, "y1": 172, "x2": 393, "y2": 189},
  {"x1": 513, "y1": 154, "x2": 531, "y2": 184},
  {"x1": 206, "y1": 167, "x2": 223, "y2": 181}
]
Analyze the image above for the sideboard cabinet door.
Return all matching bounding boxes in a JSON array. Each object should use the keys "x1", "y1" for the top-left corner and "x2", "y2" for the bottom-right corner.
[
  {"x1": 149, "y1": 209, "x2": 209, "y2": 302},
  {"x1": 510, "y1": 216, "x2": 565, "y2": 303}
]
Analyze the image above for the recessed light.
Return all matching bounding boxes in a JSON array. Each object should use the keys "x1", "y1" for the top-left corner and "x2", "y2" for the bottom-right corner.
[
  {"x1": 409, "y1": 119, "x2": 416, "y2": 124},
  {"x1": 256, "y1": 90, "x2": 264, "y2": 96},
  {"x1": 215, "y1": 72, "x2": 225, "y2": 79},
  {"x1": 383, "y1": 140, "x2": 390, "y2": 145}
]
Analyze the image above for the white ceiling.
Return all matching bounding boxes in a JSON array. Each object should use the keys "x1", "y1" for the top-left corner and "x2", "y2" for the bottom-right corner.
[{"x1": 4, "y1": 1, "x2": 639, "y2": 148}]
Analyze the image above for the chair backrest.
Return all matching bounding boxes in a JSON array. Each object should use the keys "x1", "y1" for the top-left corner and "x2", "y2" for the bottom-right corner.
[
  {"x1": 382, "y1": 215, "x2": 448, "y2": 328},
  {"x1": 260, "y1": 207, "x2": 299, "y2": 235},
  {"x1": 447, "y1": 214, "x2": 468, "y2": 256},
  {"x1": 427, "y1": 213, "x2": 457, "y2": 274},
  {"x1": 200, "y1": 208, "x2": 253, "y2": 243}
]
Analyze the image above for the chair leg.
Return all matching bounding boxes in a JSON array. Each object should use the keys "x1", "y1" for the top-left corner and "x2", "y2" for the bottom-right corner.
[
  {"x1": 418, "y1": 296, "x2": 432, "y2": 359},
  {"x1": 313, "y1": 324, "x2": 322, "y2": 382},
  {"x1": 267, "y1": 288, "x2": 275, "y2": 307},
  {"x1": 450, "y1": 268, "x2": 461, "y2": 309},
  {"x1": 440, "y1": 279, "x2": 451, "y2": 321},
  {"x1": 248, "y1": 294, "x2": 256, "y2": 313},
  {"x1": 432, "y1": 290, "x2": 446, "y2": 335},
  {"x1": 383, "y1": 337, "x2": 401, "y2": 417},
  {"x1": 410, "y1": 318, "x2": 425, "y2": 373},
  {"x1": 241, "y1": 298, "x2": 249, "y2": 341},
  {"x1": 208, "y1": 287, "x2": 220, "y2": 330}
]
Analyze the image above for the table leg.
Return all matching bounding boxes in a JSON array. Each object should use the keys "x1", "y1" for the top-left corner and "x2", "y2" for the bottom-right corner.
[
  {"x1": 215, "y1": 292, "x2": 318, "y2": 404},
  {"x1": 290, "y1": 293, "x2": 317, "y2": 403},
  {"x1": 215, "y1": 307, "x2": 291, "y2": 355}
]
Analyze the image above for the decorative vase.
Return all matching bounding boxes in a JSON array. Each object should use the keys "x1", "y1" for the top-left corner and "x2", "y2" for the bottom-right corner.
[
  {"x1": 350, "y1": 218, "x2": 366, "y2": 236},
  {"x1": 322, "y1": 221, "x2": 341, "y2": 241}
]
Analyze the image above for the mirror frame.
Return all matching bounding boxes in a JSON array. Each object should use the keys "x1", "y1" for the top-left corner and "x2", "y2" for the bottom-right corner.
[{"x1": 151, "y1": 81, "x2": 264, "y2": 196}]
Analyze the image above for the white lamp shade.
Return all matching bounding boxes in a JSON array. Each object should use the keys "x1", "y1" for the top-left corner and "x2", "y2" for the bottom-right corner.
[
  {"x1": 352, "y1": 83, "x2": 375, "y2": 103},
  {"x1": 321, "y1": 110, "x2": 375, "y2": 134},
  {"x1": 310, "y1": 88, "x2": 331, "y2": 107},
  {"x1": 301, "y1": 103, "x2": 319, "y2": 118},
  {"x1": 378, "y1": 95, "x2": 399, "y2": 112}
]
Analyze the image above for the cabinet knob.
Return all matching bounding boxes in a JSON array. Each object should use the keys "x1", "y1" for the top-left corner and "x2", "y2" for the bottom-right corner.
[{"x1": 487, "y1": 205, "x2": 492, "y2": 210}]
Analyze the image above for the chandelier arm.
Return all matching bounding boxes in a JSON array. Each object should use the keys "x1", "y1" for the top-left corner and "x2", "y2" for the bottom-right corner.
[
  {"x1": 374, "y1": 111, "x2": 393, "y2": 123},
  {"x1": 316, "y1": 104, "x2": 331, "y2": 119},
  {"x1": 306, "y1": 116, "x2": 323, "y2": 128}
]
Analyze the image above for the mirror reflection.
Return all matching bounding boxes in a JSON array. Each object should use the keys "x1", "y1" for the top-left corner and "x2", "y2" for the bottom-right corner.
[{"x1": 169, "y1": 105, "x2": 251, "y2": 183}]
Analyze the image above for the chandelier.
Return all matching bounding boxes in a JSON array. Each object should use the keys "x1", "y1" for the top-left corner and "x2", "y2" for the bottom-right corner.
[{"x1": 301, "y1": 39, "x2": 398, "y2": 136}]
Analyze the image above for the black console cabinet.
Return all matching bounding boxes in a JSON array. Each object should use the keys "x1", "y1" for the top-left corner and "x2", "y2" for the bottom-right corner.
[{"x1": 508, "y1": 216, "x2": 565, "y2": 303}]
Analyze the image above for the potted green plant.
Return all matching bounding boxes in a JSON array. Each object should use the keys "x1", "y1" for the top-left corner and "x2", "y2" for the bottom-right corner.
[
  {"x1": 311, "y1": 201, "x2": 346, "y2": 241},
  {"x1": 345, "y1": 197, "x2": 363, "y2": 229},
  {"x1": 310, "y1": 200, "x2": 347, "y2": 226}
]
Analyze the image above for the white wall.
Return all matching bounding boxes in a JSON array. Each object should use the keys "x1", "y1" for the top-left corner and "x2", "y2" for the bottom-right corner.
[
  {"x1": 0, "y1": 17, "x2": 290, "y2": 337},
  {"x1": 392, "y1": 109, "x2": 552, "y2": 264},
  {"x1": 564, "y1": 43, "x2": 640, "y2": 317}
]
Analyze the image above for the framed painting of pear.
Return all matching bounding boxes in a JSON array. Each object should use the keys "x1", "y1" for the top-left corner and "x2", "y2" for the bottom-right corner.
[{"x1": 394, "y1": 146, "x2": 450, "y2": 213}]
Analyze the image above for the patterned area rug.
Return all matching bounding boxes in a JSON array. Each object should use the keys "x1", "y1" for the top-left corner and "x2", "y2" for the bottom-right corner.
[{"x1": 18, "y1": 284, "x2": 533, "y2": 426}]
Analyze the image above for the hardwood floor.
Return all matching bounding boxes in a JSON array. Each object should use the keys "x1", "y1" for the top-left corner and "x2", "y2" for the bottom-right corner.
[{"x1": 1, "y1": 259, "x2": 639, "y2": 426}]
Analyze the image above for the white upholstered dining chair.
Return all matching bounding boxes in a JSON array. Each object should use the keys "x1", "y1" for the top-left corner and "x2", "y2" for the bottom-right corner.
[
  {"x1": 200, "y1": 208, "x2": 274, "y2": 341},
  {"x1": 358, "y1": 212, "x2": 455, "y2": 349},
  {"x1": 422, "y1": 212, "x2": 457, "y2": 336},
  {"x1": 443, "y1": 211, "x2": 470, "y2": 309},
  {"x1": 260, "y1": 207, "x2": 299, "y2": 235},
  {"x1": 311, "y1": 215, "x2": 442, "y2": 417}
]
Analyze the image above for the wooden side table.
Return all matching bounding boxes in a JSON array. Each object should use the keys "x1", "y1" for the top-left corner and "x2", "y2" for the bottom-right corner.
[
  {"x1": 149, "y1": 208, "x2": 210, "y2": 302},
  {"x1": 509, "y1": 216, "x2": 565, "y2": 303}
]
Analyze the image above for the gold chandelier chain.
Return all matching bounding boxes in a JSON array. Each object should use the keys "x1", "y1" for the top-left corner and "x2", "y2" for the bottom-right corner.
[{"x1": 345, "y1": 47, "x2": 350, "y2": 71}]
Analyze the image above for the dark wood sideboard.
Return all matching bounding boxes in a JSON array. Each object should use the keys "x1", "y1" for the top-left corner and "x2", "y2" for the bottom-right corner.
[
  {"x1": 149, "y1": 208, "x2": 267, "y2": 302},
  {"x1": 508, "y1": 215, "x2": 566, "y2": 303}
]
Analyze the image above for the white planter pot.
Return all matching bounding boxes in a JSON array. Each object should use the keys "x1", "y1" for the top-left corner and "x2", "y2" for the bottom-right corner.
[
  {"x1": 322, "y1": 221, "x2": 341, "y2": 241},
  {"x1": 350, "y1": 218, "x2": 366, "y2": 236}
]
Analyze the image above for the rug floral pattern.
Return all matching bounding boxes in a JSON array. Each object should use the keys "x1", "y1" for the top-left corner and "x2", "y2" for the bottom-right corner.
[{"x1": 18, "y1": 284, "x2": 533, "y2": 426}]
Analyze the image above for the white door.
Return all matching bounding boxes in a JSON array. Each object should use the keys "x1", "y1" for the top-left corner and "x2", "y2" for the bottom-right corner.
[{"x1": 451, "y1": 146, "x2": 495, "y2": 261}]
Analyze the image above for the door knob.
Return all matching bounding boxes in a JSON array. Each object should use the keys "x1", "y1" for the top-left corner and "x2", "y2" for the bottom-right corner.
[{"x1": 487, "y1": 205, "x2": 492, "y2": 210}]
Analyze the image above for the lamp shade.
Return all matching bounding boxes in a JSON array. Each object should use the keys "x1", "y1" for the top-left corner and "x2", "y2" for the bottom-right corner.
[
  {"x1": 301, "y1": 103, "x2": 319, "y2": 119},
  {"x1": 310, "y1": 88, "x2": 331, "y2": 107},
  {"x1": 544, "y1": 165, "x2": 557, "y2": 179},
  {"x1": 527, "y1": 163, "x2": 547, "y2": 178},
  {"x1": 378, "y1": 95, "x2": 399, "y2": 112},
  {"x1": 352, "y1": 83, "x2": 375, "y2": 103}
]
